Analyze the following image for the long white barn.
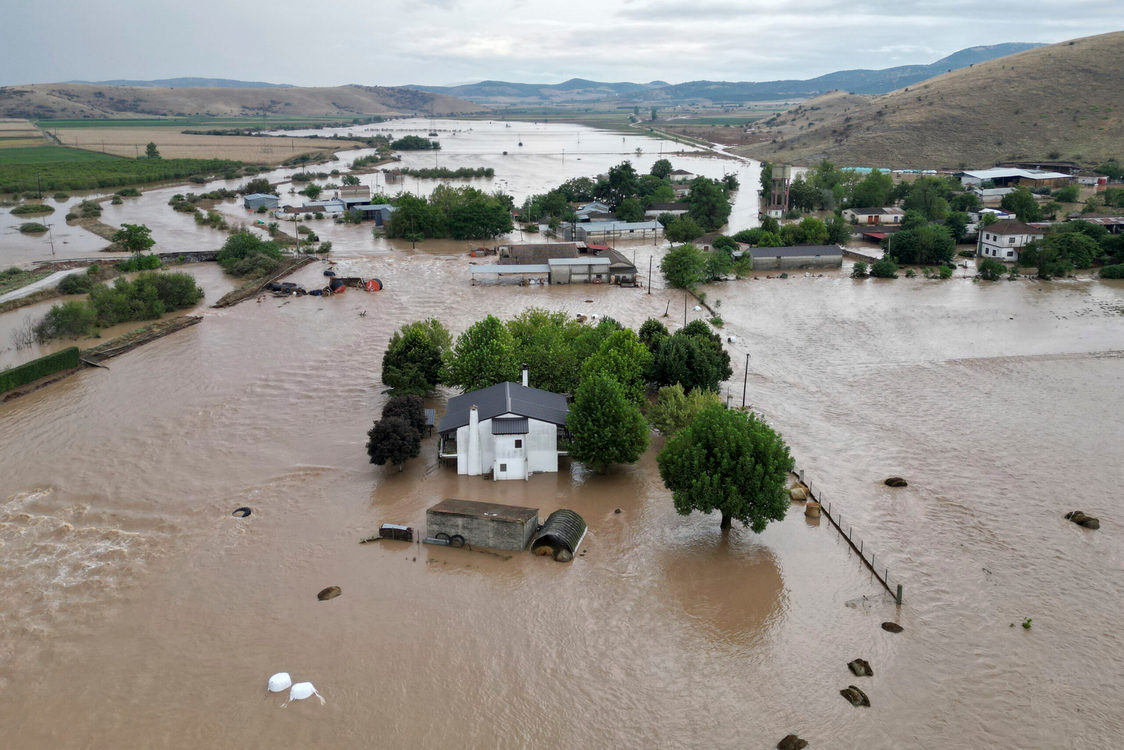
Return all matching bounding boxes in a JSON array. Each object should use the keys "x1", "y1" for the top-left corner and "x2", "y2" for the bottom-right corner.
[{"x1": 437, "y1": 372, "x2": 569, "y2": 481}]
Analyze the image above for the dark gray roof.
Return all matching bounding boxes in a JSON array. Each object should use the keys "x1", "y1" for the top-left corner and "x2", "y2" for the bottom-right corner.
[
  {"x1": 492, "y1": 417, "x2": 528, "y2": 435},
  {"x1": 439, "y1": 381, "x2": 568, "y2": 434},
  {"x1": 749, "y1": 244, "x2": 844, "y2": 259}
]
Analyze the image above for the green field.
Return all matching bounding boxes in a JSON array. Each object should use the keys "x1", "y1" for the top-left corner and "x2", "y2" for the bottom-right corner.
[
  {"x1": 0, "y1": 154, "x2": 242, "y2": 193},
  {"x1": 0, "y1": 145, "x2": 122, "y2": 165}
]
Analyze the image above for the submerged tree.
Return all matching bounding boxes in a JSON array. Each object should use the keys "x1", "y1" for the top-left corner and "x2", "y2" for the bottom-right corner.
[
  {"x1": 366, "y1": 416, "x2": 421, "y2": 471},
  {"x1": 382, "y1": 318, "x2": 450, "y2": 395},
  {"x1": 657, "y1": 405, "x2": 793, "y2": 531},
  {"x1": 445, "y1": 314, "x2": 520, "y2": 392},
  {"x1": 567, "y1": 373, "x2": 649, "y2": 473},
  {"x1": 382, "y1": 394, "x2": 426, "y2": 434}
]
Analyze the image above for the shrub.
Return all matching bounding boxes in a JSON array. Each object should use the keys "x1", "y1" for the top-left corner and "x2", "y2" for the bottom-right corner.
[
  {"x1": 11, "y1": 203, "x2": 53, "y2": 216},
  {"x1": 870, "y1": 257, "x2": 898, "y2": 278},
  {"x1": 18, "y1": 222, "x2": 48, "y2": 234},
  {"x1": 74, "y1": 200, "x2": 102, "y2": 218},
  {"x1": 117, "y1": 253, "x2": 162, "y2": 272},
  {"x1": 1099, "y1": 264, "x2": 1124, "y2": 279},
  {"x1": 938, "y1": 265, "x2": 954, "y2": 279},
  {"x1": 851, "y1": 261, "x2": 868, "y2": 278},
  {"x1": 979, "y1": 258, "x2": 1006, "y2": 281},
  {"x1": 115, "y1": 187, "x2": 142, "y2": 197},
  {"x1": 58, "y1": 273, "x2": 94, "y2": 294},
  {"x1": 52, "y1": 192, "x2": 70, "y2": 201},
  {"x1": 34, "y1": 300, "x2": 98, "y2": 339}
]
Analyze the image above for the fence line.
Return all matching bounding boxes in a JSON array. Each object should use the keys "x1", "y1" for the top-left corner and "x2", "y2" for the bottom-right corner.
[{"x1": 795, "y1": 468, "x2": 903, "y2": 605}]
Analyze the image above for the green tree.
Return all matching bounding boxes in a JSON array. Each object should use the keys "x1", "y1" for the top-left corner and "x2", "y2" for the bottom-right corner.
[
  {"x1": 1053, "y1": 184, "x2": 1079, "y2": 203},
  {"x1": 944, "y1": 211, "x2": 970, "y2": 242},
  {"x1": 300, "y1": 183, "x2": 323, "y2": 200},
  {"x1": 580, "y1": 328, "x2": 652, "y2": 406},
  {"x1": 1000, "y1": 187, "x2": 1041, "y2": 222},
  {"x1": 661, "y1": 243, "x2": 706, "y2": 289},
  {"x1": 445, "y1": 315, "x2": 520, "y2": 392},
  {"x1": 848, "y1": 169, "x2": 893, "y2": 208},
  {"x1": 241, "y1": 177, "x2": 275, "y2": 195},
  {"x1": 886, "y1": 222, "x2": 955, "y2": 265},
  {"x1": 649, "y1": 327, "x2": 731, "y2": 393},
  {"x1": 382, "y1": 394, "x2": 427, "y2": 434},
  {"x1": 787, "y1": 178, "x2": 818, "y2": 213},
  {"x1": 851, "y1": 261, "x2": 868, "y2": 278},
  {"x1": 826, "y1": 214, "x2": 850, "y2": 245},
  {"x1": 382, "y1": 326, "x2": 445, "y2": 395},
  {"x1": 647, "y1": 383, "x2": 722, "y2": 436},
  {"x1": 341, "y1": 174, "x2": 360, "y2": 186},
  {"x1": 687, "y1": 177, "x2": 732, "y2": 231},
  {"x1": 606, "y1": 161, "x2": 640, "y2": 209},
  {"x1": 665, "y1": 216, "x2": 705, "y2": 243},
  {"x1": 506, "y1": 308, "x2": 583, "y2": 394},
  {"x1": 657, "y1": 405, "x2": 794, "y2": 531},
  {"x1": 145, "y1": 142, "x2": 161, "y2": 159},
  {"x1": 615, "y1": 196, "x2": 645, "y2": 222},
  {"x1": 366, "y1": 417, "x2": 421, "y2": 471},
  {"x1": 112, "y1": 223, "x2": 155, "y2": 253},
  {"x1": 870, "y1": 255, "x2": 899, "y2": 278},
  {"x1": 650, "y1": 159, "x2": 673, "y2": 180},
  {"x1": 567, "y1": 373, "x2": 649, "y2": 473},
  {"x1": 638, "y1": 318, "x2": 669, "y2": 351},
  {"x1": 902, "y1": 176, "x2": 950, "y2": 220}
]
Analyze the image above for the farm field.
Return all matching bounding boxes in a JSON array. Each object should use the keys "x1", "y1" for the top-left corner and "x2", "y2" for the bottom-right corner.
[
  {"x1": 0, "y1": 118, "x2": 47, "y2": 148},
  {"x1": 42, "y1": 126, "x2": 363, "y2": 163},
  {"x1": 0, "y1": 145, "x2": 121, "y2": 164}
]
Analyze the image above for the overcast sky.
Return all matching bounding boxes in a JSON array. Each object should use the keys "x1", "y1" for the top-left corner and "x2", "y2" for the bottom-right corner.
[{"x1": 1, "y1": 1, "x2": 1119, "y2": 87}]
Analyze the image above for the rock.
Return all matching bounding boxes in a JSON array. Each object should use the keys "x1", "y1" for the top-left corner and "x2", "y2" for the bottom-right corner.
[
  {"x1": 614, "y1": 508, "x2": 622, "y2": 514},
  {"x1": 881, "y1": 621, "x2": 904, "y2": 633},
  {"x1": 840, "y1": 685, "x2": 870, "y2": 707},
  {"x1": 804, "y1": 501, "x2": 821, "y2": 518},
  {"x1": 317, "y1": 586, "x2": 341, "y2": 601},
  {"x1": 777, "y1": 735, "x2": 808, "y2": 750},
  {"x1": 884, "y1": 477, "x2": 908, "y2": 487},
  {"x1": 1065, "y1": 511, "x2": 1100, "y2": 529},
  {"x1": 848, "y1": 658, "x2": 873, "y2": 677},
  {"x1": 790, "y1": 487, "x2": 807, "y2": 501},
  {"x1": 553, "y1": 548, "x2": 573, "y2": 563}
]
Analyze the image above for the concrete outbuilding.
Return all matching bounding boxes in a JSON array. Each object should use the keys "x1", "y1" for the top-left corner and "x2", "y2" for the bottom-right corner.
[
  {"x1": 243, "y1": 193, "x2": 279, "y2": 211},
  {"x1": 426, "y1": 498, "x2": 539, "y2": 551},
  {"x1": 742, "y1": 244, "x2": 844, "y2": 270}
]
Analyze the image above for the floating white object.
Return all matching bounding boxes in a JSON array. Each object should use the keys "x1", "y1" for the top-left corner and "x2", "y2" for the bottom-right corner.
[
  {"x1": 287, "y1": 682, "x2": 326, "y2": 706},
  {"x1": 693, "y1": 305, "x2": 702, "y2": 311},
  {"x1": 268, "y1": 672, "x2": 292, "y2": 693}
]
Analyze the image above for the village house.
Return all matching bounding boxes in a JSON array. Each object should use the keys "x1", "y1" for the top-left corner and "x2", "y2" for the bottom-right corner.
[
  {"x1": 243, "y1": 193, "x2": 279, "y2": 211},
  {"x1": 736, "y1": 243, "x2": 844, "y2": 270},
  {"x1": 842, "y1": 206, "x2": 905, "y2": 225},
  {"x1": 643, "y1": 202, "x2": 689, "y2": 219},
  {"x1": 437, "y1": 369, "x2": 569, "y2": 480},
  {"x1": 574, "y1": 201, "x2": 613, "y2": 222},
  {"x1": 977, "y1": 219, "x2": 1046, "y2": 261}
]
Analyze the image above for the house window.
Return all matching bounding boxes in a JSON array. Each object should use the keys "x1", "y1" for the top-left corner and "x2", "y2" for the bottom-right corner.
[
  {"x1": 1007, "y1": 251, "x2": 1014, "y2": 258},
  {"x1": 1008, "y1": 237, "x2": 1015, "y2": 244},
  {"x1": 514, "y1": 439, "x2": 522, "y2": 449},
  {"x1": 499, "y1": 463, "x2": 508, "y2": 472}
]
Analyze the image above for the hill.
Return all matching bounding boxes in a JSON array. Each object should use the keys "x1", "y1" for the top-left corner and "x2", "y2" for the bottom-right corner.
[
  {"x1": 67, "y1": 77, "x2": 294, "y2": 89},
  {"x1": 0, "y1": 83, "x2": 484, "y2": 120},
  {"x1": 737, "y1": 31, "x2": 1124, "y2": 168},
  {"x1": 404, "y1": 44, "x2": 1040, "y2": 106}
]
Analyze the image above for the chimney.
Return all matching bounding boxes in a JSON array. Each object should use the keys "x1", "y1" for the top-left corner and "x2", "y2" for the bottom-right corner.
[
  {"x1": 467, "y1": 404, "x2": 481, "y2": 476},
  {"x1": 521, "y1": 363, "x2": 529, "y2": 388}
]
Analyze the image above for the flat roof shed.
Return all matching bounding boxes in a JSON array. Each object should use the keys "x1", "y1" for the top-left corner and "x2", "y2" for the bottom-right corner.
[{"x1": 427, "y1": 498, "x2": 540, "y2": 551}]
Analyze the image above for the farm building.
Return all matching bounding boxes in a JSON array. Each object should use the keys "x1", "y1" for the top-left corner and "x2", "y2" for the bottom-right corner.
[
  {"x1": 958, "y1": 168, "x2": 1071, "y2": 189},
  {"x1": 498, "y1": 243, "x2": 580, "y2": 264},
  {"x1": 842, "y1": 207, "x2": 905, "y2": 225},
  {"x1": 563, "y1": 220, "x2": 662, "y2": 243},
  {"x1": 438, "y1": 370, "x2": 569, "y2": 480},
  {"x1": 353, "y1": 203, "x2": 396, "y2": 225},
  {"x1": 427, "y1": 499, "x2": 539, "y2": 551},
  {"x1": 243, "y1": 193, "x2": 279, "y2": 211},
  {"x1": 977, "y1": 219, "x2": 1046, "y2": 262},
  {"x1": 740, "y1": 244, "x2": 844, "y2": 270}
]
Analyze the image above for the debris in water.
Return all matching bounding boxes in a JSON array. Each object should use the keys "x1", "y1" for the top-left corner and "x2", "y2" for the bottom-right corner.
[
  {"x1": 286, "y1": 682, "x2": 325, "y2": 706},
  {"x1": 848, "y1": 658, "x2": 873, "y2": 677},
  {"x1": 884, "y1": 477, "x2": 908, "y2": 487},
  {"x1": 268, "y1": 672, "x2": 292, "y2": 693},
  {"x1": 881, "y1": 622, "x2": 904, "y2": 633},
  {"x1": 317, "y1": 586, "x2": 341, "y2": 601},
  {"x1": 840, "y1": 685, "x2": 870, "y2": 707}
]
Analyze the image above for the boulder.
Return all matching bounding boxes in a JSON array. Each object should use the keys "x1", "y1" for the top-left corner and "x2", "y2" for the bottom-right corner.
[
  {"x1": 805, "y1": 501, "x2": 821, "y2": 518},
  {"x1": 317, "y1": 586, "x2": 341, "y2": 601},
  {"x1": 848, "y1": 658, "x2": 873, "y2": 677},
  {"x1": 790, "y1": 487, "x2": 808, "y2": 501},
  {"x1": 777, "y1": 735, "x2": 808, "y2": 750},
  {"x1": 840, "y1": 685, "x2": 870, "y2": 707},
  {"x1": 553, "y1": 548, "x2": 574, "y2": 563},
  {"x1": 881, "y1": 622, "x2": 904, "y2": 633},
  {"x1": 884, "y1": 477, "x2": 908, "y2": 487}
]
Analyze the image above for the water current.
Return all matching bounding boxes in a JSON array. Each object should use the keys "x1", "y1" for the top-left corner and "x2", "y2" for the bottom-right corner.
[{"x1": 1, "y1": 119, "x2": 1122, "y2": 748}]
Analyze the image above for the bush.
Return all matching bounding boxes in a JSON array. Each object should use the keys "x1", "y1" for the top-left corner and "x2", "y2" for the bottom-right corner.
[
  {"x1": 18, "y1": 222, "x2": 48, "y2": 234},
  {"x1": 216, "y1": 231, "x2": 283, "y2": 278},
  {"x1": 851, "y1": 261, "x2": 868, "y2": 278},
  {"x1": 52, "y1": 192, "x2": 70, "y2": 201},
  {"x1": 74, "y1": 199, "x2": 102, "y2": 218},
  {"x1": 58, "y1": 273, "x2": 94, "y2": 294},
  {"x1": 979, "y1": 258, "x2": 1006, "y2": 281},
  {"x1": 938, "y1": 265, "x2": 954, "y2": 279},
  {"x1": 34, "y1": 300, "x2": 98, "y2": 339},
  {"x1": 117, "y1": 253, "x2": 162, "y2": 272},
  {"x1": 1099, "y1": 264, "x2": 1124, "y2": 279},
  {"x1": 11, "y1": 203, "x2": 53, "y2": 216},
  {"x1": 870, "y1": 256, "x2": 899, "y2": 278},
  {"x1": 115, "y1": 187, "x2": 142, "y2": 197}
]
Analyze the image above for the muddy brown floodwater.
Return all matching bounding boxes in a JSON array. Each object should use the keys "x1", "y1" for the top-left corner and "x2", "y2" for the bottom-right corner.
[{"x1": 2, "y1": 120, "x2": 1123, "y2": 748}]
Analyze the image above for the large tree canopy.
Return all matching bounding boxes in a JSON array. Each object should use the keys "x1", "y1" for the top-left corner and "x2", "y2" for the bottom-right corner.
[
  {"x1": 445, "y1": 315, "x2": 521, "y2": 392},
  {"x1": 658, "y1": 405, "x2": 794, "y2": 531},
  {"x1": 567, "y1": 373, "x2": 649, "y2": 473}
]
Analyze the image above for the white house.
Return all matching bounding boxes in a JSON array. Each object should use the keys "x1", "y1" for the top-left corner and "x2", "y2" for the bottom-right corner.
[
  {"x1": 978, "y1": 219, "x2": 1046, "y2": 262},
  {"x1": 842, "y1": 206, "x2": 905, "y2": 225},
  {"x1": 437, "y1": 371, "x2": 568, "y2": 480}
]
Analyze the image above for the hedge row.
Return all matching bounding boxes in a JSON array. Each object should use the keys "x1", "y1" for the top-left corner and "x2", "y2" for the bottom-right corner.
[{"x1": 0, "y1": 346, "x2": 80, "y2": 394}]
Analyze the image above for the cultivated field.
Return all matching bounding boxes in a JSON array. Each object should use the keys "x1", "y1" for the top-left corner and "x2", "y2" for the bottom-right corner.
[
  {"x1": 46, "y1": 127, "x2": 363, "y2": 164},
  {"x1": 0, "y1": 118, "x2": 46, "y2": 148}
]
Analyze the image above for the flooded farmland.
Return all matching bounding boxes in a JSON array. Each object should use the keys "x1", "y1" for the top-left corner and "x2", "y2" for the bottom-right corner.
[{"x1": 1, "y1": 120, "x2": 1123, "y2": 748}]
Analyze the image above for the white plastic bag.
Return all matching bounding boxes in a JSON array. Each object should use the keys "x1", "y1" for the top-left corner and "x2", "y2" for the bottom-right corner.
[
  {"x1": 286, "y1": 681, "x2": 326, "y2": 706},
  {"x1": 267, "y1": 672, "x2": 292, "y2": 693}
]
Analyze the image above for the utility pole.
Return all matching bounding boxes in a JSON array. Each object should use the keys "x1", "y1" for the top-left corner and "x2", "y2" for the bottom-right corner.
[
  {"x1": 47, "y1": 223, "x2": 55, "y2": 257},
  {"x1": 647, "y1": 256, "x2": 652, "y2": 294},
  {"x1": 741, "y1": 352, "x2": 750, "y2": 408}
]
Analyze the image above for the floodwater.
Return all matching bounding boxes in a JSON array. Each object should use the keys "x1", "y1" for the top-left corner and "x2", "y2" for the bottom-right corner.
[{"x1": 1, "y1": 121, "x2": 1123, "y2": 748}]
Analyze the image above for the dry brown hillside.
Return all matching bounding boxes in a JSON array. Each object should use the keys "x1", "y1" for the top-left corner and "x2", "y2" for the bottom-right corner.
[
  {"x1": 737, "y1": 31, "x2": 1124, "y2": 168},
  {"x1": 0, "y1": 83, "x2": 484, "y2": 119}
]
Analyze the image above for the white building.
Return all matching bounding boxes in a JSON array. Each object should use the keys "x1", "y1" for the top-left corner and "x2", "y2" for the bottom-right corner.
[
  {"x1": 437, "y1": 371, "x2": 569, "y2": 480},
  {"x1": 978, "y1": 219, "x2": 1046, "y2": 262},
  {"x1": 842, "y1": 206, "x2": 905, "y2": 225}
]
